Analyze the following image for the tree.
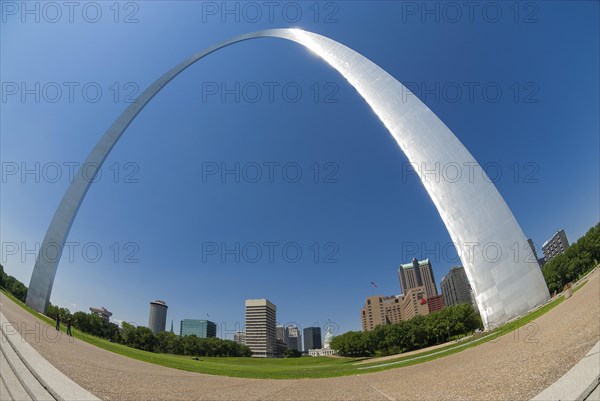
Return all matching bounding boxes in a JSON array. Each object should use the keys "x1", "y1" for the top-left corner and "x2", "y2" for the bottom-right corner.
[
  {"x1": 283, "y1": 348, "x2": 302, "y2": 358},
  {"x1": 0, "y1": 264, "x2": 6, "y2": 289},
  {"x1": 332, "y1": 303, "x2": 484, "y2": 357},
  {"x1": 4, "y1": 275, "x2": 27, "y2": 302},
  {"x1": 136, "y1": 326, "x2": 156, "y2": 351},
  {"x1": 155, "y1": 331, "x2": 181, "y2": 354},
  {"x1": 120, "y1": 322, "x2": 140, "y2": 348},
  {"x1": 331, "y1": 331, "x2": 369, "y2": 357}
]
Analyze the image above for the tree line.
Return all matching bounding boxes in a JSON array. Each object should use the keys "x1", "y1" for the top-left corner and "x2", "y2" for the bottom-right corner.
[
  {"x1": 330, "y1": 303, "x2": 483, "y2": 357},
  {"x1": 0, "y1": 265, "x2": 28, "y2": 302},
  {"x1": 45, "y1": 304, "x2": 251, "y2": 357},
  {"x1": 542, "y1": 223, "x2": 599, "y2": 293},
  {"x1": 120, "y1": 323, "x2": 251, "y2": 357},
  {"x1": 0, "y1": 269, "x2": 251, "y2": 357}
]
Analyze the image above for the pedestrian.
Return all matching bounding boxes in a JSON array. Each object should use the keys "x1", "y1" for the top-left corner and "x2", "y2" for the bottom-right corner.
[
  {"x1": 55, "y1": 313, "x2": 60, "y2": 331},
  {"x1": 66, "y1": 318, "x2": 72, "y2": 337}
]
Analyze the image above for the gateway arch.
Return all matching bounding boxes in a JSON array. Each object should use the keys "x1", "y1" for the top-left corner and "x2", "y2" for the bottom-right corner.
[{"x1": 26, "y1": 29, "x2": 549, "y2": 329}]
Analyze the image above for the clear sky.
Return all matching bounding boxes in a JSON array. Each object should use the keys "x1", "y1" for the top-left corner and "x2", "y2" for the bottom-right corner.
[{"x1": 1, "y1": 1, "x2": 598, "y2": 337}]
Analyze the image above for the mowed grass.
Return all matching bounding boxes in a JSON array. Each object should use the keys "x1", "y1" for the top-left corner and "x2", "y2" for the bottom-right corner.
[{"x1": 0, "y1": 288, "x2": 566, "y2": 379}]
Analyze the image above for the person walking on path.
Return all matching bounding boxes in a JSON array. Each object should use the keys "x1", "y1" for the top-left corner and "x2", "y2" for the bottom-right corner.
[
  {"x1": 55, "y1": 313, "x2": 60, "y2": 331},
  {"x1": 66, "y1": 318, "x2": 72, "y2": 337}
]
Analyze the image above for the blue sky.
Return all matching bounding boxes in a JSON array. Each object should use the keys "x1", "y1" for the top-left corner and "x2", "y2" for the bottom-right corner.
[{"x1": 1, "y1": 1, "x2": 598, "y2": 336}]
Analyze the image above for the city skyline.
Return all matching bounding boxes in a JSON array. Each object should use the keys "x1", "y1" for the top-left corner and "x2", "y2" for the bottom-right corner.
[
  {"x1": 0, "y1": 226, "x2": 588, "y2": 337},
  {"x1": 20, "y1": 225, "x2": 580, "y2": 338},
  {"x1": 2, "y1": 3, "x2": 598, "y2": 333}
]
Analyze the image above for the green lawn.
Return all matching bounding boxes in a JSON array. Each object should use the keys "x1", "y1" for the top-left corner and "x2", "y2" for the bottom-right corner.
[{"x1": 0, "y1": 288, "x2": 566, "y2": 379}]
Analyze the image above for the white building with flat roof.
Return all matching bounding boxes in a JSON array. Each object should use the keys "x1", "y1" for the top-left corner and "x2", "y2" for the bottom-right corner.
[
  {"x1": 89, "y1": 306, "x2": 112, "y2": 322},
  {"x1": 245, "y1": 299, "x2": 277, "y2": 358}
]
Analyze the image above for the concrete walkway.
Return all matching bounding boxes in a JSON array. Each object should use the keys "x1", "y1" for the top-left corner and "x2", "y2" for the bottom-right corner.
[
  {"x1": 0, "y1": 311, "x2": 98, "y2": 401},
  {"x1": 586, "y1": 383, "x2": 600, "y2": 401},
  {"x1": 532, "y1": 341, "x2": 600, "y2": 401}
]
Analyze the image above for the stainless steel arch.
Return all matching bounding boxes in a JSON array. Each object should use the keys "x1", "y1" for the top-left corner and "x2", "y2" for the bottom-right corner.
[{"x1": 26, "y1": 28, "x2": 549, "y2": 328}]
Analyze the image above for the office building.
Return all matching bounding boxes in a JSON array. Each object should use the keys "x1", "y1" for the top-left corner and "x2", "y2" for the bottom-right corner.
[
  {"x1": 361, "y1": 295, "x2": 403, "y2": 332},
  {"x1": 303, "y1": 327, "x2": 322, "y2": 352},
  {"x1": 276, "y1": 325, "x2": 289, "y2": 344},
  {"x1": 276, "y1": 325, "x2": 290, "y2": 347},
  {"x1": 399, "y1": 258, "x2": 438, "y2": 298},
  {"x1": 426, "y1": 294, "x2": 445, "y2": 313},
  {"x1": 180, "y1": 319, "x2": 216, "y2": 338},
  {"x1": 245, "y1": 299, "x2": 277, "y2": 358},
  {"x1": 89, "y1": 306, "x2": 112, "y2": 322},
  {"x1": 288, "y1": 325, "x2": 302, "y2": 351},
  {"x1": 401, "y1": 286, "x2": 430, "y2": 321},
  {"x1": 234, "y1": 331, "x2": 246, "y2": 345},
  {"x1": 441, "y1": 266, "x2": 477, "y2": 309},
  {"x1": 542, "y1": 229, "x2": 570, "y2": 262},
  {"x1": 148, "y1": 300, "x2": 168, "y2": 334}
]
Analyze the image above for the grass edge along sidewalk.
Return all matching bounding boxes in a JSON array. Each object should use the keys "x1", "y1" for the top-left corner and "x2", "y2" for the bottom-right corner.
[{"x1": 0, "y1": 287, "x2": 571, "y2": 379}]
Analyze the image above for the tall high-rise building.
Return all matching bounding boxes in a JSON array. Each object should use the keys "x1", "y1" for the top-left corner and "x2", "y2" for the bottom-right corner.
[
  {"x1": 398, "y1": 258, "x2": 422, "y2": 295},
  {"x1": 245, "y1": 299, "x2": 277, "y2": 358},
  {"x1": 441, "y1": 266, "x2": 476, "y2": 309},
  {"x1": 288, "y1": 325, "x2": 302, "y2": 351},
  {"x1": 234, "y1": 331, "x2": 246, "y2": 345},
  {"x1": 542, "y1": 229, "x2": 570, "y2": 262},
  {"x1": 398, "y1": 258, "x2": 438, "y2": 298},
  {"x1": 148, "y1": 300, "x2": 168, "y2": 334},
  {"x1": 276, "y1": 325, "x2": 289, "y2": 347},
  {"x1": 180, "y1": 319, "x2": 216, "y2": 338},
  {"x1": 360, "y1": 295, "x2": 403, "y2": 331},
  {"x1": 303, "y1": 327, "x2": 322, "y2": 351}
]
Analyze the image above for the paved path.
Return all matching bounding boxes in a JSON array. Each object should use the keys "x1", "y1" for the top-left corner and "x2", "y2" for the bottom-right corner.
[
  {"x1": 586, "y1": 384, "x2": 600, "y2": 400},
  {"x1": 531, "y1": 341, "x2": 599, "y2": 401},
  {"x1": 0, "y1": 310, "x2": 98, "y2": 401},
  {"x1": 0, "y1": 321, "x2": 54, "y2": 401},
  {"x1": 0, "y1": 269, "x2": 598, "y2": 400}
]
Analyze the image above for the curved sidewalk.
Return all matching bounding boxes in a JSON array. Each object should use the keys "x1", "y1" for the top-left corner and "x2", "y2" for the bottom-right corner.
[
  {"x1": 0, "y1": 311, "x2": 98, "y2": 401},
  {"x1": 532, "y1": 341, "x2": 600, "y2": 401}
]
